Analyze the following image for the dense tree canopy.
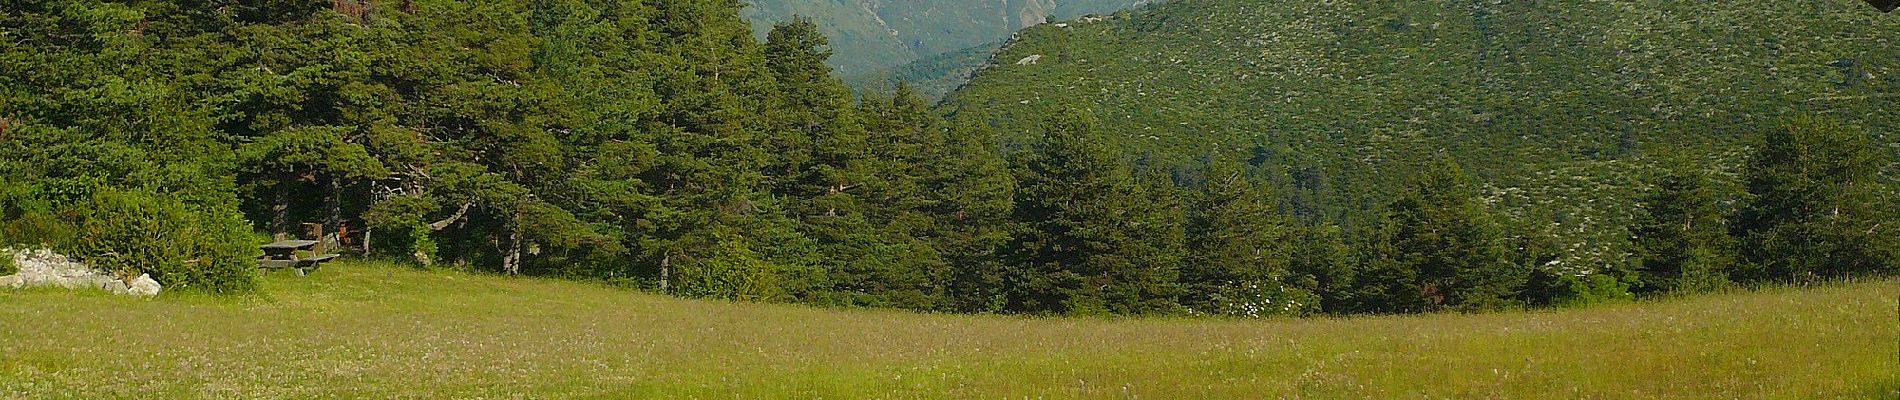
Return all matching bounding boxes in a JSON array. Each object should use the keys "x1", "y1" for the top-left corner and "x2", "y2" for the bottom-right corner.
[{"x1": 1, "y1": 0, "x2": 1892, "y2": 317}]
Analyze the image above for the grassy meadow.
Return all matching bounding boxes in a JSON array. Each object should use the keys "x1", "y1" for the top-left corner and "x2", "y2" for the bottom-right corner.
[{"x1": 1, "y1": 261, "x2": 1895, "y2": 399}]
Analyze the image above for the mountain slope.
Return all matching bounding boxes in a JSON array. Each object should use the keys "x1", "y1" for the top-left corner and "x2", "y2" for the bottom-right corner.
[
  {"x1": 847, "y1": 40, "x2": 1005, "y2": 101},
  {"x1": 740, "y1": 0, "x2": 1147, "y2": 76},
  {"x1": 945, "y1": 0, "x2": 1900, "y2": 270},
  {"x1": 1, "y1": 261, "x2": 1893, "y2": 398}
]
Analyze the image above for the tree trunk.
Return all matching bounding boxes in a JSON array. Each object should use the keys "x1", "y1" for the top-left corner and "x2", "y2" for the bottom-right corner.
[
  {"x1": 325, "y1": 175, "x2": 342, "y2": 253},
  {"x1": 427, "y1": 203, "x2": 473, "y2": 231},
  {"x1": 660, "y1": 252, "x2": 672, "y2": 292},
  {"x1": 272, "y1": 177, "x2": 291, "y2": 241},
  {"x1": 502, "y1": 206, "x2": 525, "y2": 275}
]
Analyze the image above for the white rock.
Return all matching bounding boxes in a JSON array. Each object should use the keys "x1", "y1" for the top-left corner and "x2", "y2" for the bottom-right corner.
[
  {"x1": 127, "y1": 274, "x2": 161, "y2": 297},
  {"x1": 1, "y1": 248, "x2": 155, "y2": 296},
  {"x1": 100, "y1": 279, "x2": 130, "y2": 295}
]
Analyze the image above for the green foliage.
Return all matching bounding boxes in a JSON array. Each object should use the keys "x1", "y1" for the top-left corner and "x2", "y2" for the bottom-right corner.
[
  {"x1": 0, "y1": 182, "x2": 78, "y2": 248},
  {"x1": 0, "y1": 0, "x2": 254, "y2": 292},
  {"x1": 0, "y1": 248, "x2": 15, "y2": 276},
  {"x1": 924, "y1": 111, "x2": 1020, "y2": 313},
  {"x1": 1542, "y1": 273, "x2": 1637, "y2": 307},
  {"x1": 1003, "y1": 108, "x2": 1183, "y2": 315},
  {"x1": 1180, "y1": 158, "x2": 1313, "y2": 317},
  {"x1": 1286, "y1": 224, "x2": 1357, "y2": 313},
  {"x1": 409, "y1": 224, "x2": 440, "y2": 267},
  {"x1": 1630, "y1": 158, "x2": 1738, "y2": 295},
  {"x1": 1737, "y1": 116, "x2": 1899, "y2": 282},
  {"x1": 68, "y1": 189, "x2": 260, "y2": 293},
  {"x1": 671, "y1": 229, "x2": 786, "y2": 302},
  {"x1": 236, "y1": 126, "x2": 388, "y2": 183},
  {"x1": 1352, "y1": 158, "x2": 1526, "y2": 313}
]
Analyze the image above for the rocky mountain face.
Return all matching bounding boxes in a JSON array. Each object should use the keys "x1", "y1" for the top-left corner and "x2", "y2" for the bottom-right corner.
[{"x1": 741, "y1": 0, "x2": 1145, "y2": 77}]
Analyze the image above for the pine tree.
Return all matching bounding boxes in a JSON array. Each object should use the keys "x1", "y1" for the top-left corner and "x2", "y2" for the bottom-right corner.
[
  {"x1": 1287, "y1": 224, "x2": 1357, "y2": 314},
  {"x1": 0, "y1": 0, "x2": 261, "y2": 291},
  {"x1": 763, "y1": 16, "x2": 868, "y2": 203},
  {"x1": 1629, "y1": 158, "x2": 1737, "y2": 295},
  {"x1": 1737, "y1": 116, "x2": 1899, "y2": 282},
  {"x1": 931, "y1": 111, "x2": 1019, "y2": 313},
  {"x1": 1353, "y1": 156, "x2": 1524, "y2": 313},
  {"x1": 1003, "y1": 108, "x2": 1181, "y2": 315},
  {"x1": 1181, "y1": 158, "x2": 1313, "y2": 317},
  {"x1": 761, "y1": 20, "x2": 947, "y2": 308}
]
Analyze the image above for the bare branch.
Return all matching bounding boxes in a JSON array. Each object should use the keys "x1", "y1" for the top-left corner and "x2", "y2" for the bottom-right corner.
[{"x1": 427, "y1": 203, "x2": 473, "y2": 231}]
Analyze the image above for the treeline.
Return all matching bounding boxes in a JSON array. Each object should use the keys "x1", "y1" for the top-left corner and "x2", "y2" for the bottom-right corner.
[
  {"x1": 943, "y1": 0, "x2": 1900, "y2": 282},
  {"x1": 972, "y1": 110, "x2": 1897, "y2": 316},
  {"x1": 1, "y1": 1, "x2": 1894, "y2": 315}
]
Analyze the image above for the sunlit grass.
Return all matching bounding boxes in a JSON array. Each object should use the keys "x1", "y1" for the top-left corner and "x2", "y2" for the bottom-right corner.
[{"x1": 1, "y1": 261, "x2": 1894, "y2": 399}]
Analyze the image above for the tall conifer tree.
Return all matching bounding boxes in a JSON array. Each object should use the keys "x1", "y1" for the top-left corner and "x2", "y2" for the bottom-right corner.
[
  {"x1": 1181, "y1": 158, "x2": 1312, "y2": 317},
  {"x1": 1630, "y1": 158, "x2": 1737, "y2": 295},
  {"x1": 1004, "y1": 108, "x2": 1181, "y2": 315},
  {"x1": 1737, "y1": 116, "x2": 1899, "y2": 281},
  {"x1": 1354, "y1": 156, "x2": 1524, "y2": 313}
]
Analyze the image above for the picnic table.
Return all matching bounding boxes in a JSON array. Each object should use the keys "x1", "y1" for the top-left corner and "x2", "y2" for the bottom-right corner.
[{"x1": 259, "y1": 240, "x2": 338, "y2": 276}]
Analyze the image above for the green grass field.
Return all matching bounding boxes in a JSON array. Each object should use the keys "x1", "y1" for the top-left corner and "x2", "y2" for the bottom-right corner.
[{"x1": 1, "y1": 261, "x2": 1894, "y2": 399}]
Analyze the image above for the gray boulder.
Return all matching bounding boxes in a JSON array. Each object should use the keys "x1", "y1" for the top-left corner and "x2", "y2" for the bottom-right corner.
[
  {"x1": 126, "y1": 274, "x2": 161, "y2": 297},
  {"x1": 99, "y1": 278, "x2": 130, "y2": 295}
]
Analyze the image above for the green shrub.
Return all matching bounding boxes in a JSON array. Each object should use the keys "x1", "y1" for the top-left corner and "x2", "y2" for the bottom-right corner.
[
  {"x1": 0, "y1": 248, "x2": 15, "y2": 276},
  {"x1": 671, "y1": 230, "x2": 784, "y2": 302},
  {"x1": 67, "y1": 189, "x2": 259, "y2": 293},
  {"x1": 408, "y1": 224, "x2": 438, "y2": 267},
  {"x1": 1555, "y1": 274, "x2": 1636, "y2": 307},
  {"x1": 0, "y1": 179, "x2": 78, "y2": 247},
  {"x1": 0, "y1": 212, "x2": 75, "y2": 248},
  {"x1": 1203, "y1": 281, "x2": 1320, "y2": 318},
  {"x1": 363, "y1": 195, "x2": 440, "y2": 266}
]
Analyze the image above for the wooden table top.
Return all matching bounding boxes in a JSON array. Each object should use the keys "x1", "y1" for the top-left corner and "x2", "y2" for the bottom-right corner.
[{"x1": 261, "y1": 240, "x2": 320, "y2": 250}]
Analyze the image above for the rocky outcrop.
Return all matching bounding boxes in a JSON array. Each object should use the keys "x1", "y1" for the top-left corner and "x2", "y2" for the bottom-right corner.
[
  {"x1": 0, "y1": 249, "x2": 161, "y2": 296},
  {"x1": 1015, "y1": 0, "x2": 1057, "y2": 29}
]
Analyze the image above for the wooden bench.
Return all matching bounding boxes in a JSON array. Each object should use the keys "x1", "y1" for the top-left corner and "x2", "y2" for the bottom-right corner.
[{"x1": 259, "y1": 240, "x2": 338, "y2": 276}]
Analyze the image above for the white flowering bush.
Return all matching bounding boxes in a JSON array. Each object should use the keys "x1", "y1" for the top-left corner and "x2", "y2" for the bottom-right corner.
[{"x1": 1204, "y1": 280, "x2": 1318, "y2": 318}]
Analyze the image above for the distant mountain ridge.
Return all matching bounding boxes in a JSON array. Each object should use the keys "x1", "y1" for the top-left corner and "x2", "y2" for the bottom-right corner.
[
  {"x1": 944, "y1": 0, "x2": 1900, "y2": 271},
  {"x1": 740, "y1": 0, "x2": 1146, "y2": 77}
]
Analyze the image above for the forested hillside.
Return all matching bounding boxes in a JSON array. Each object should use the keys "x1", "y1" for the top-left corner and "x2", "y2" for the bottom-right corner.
[
  {"x1": 739, "y1": 0, "x2": 1144, "y2": 77},
  {"x1": 946, "y1": 0, "x2": 1900, "y2": 278}
]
